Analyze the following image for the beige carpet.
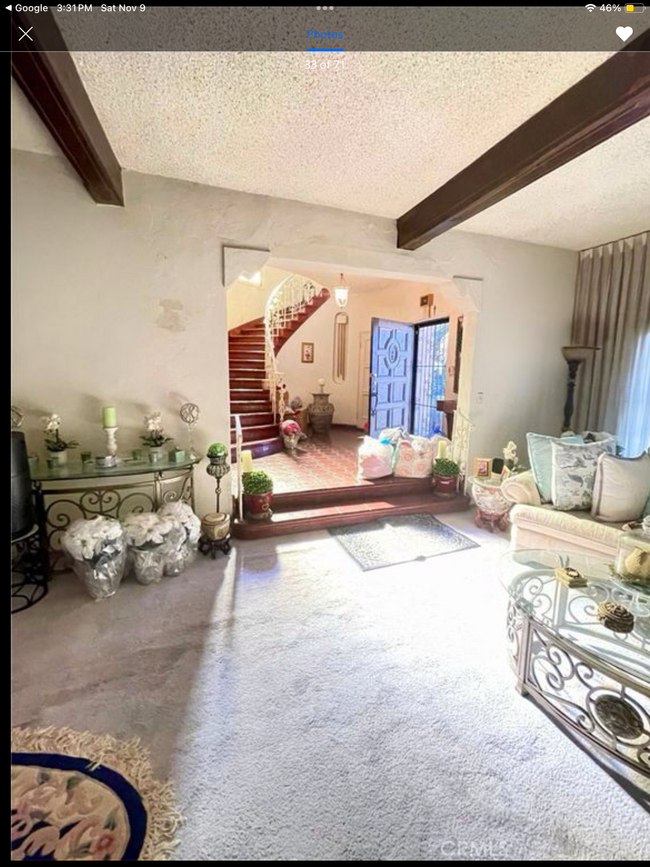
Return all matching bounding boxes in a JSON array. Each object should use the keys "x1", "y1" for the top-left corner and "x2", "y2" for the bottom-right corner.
[{"x1": 11, "y1": 515, "x2": 650, "y2": 860}]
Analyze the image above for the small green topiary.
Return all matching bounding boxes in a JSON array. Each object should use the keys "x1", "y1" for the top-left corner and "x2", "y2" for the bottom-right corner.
[
  {"x1": 242, "y1": 470, "x2": 273, "y2": 495},
  {"x1": 432, "y1": 457, "x2": 460, "y2": 477},
  {"x1": 207, "y1": 442, "x2": 228, "y2": 459}
]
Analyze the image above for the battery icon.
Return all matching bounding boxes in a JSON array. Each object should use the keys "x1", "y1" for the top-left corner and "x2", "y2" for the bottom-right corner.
[{"x1": 625, "y1": 3, "x2": 644, "y2": 11}]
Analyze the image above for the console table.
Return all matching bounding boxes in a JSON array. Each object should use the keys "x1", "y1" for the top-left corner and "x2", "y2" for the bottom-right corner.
[{"x1": 31, "y1": 457, "x2": 201, "y2": 565}]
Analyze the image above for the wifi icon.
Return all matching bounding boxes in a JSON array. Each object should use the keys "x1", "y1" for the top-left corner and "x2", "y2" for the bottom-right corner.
[{"x1": 585, "y1": 3, "x2": 597, "y2": 10}]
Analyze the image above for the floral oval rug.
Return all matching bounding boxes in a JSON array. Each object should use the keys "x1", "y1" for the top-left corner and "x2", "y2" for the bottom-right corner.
[{"x1": 11, "y1": 727, "x2": 182, "y2": 861}]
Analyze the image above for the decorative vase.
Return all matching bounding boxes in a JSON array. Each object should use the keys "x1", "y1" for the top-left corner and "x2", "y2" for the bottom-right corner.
[
  {"x1": 48, "y1": 449, "x2": 68, "y2": 466},
  {"x1": 149, "y1": 446, "x2": 165, "y2": 464},
  {"x1": 308, "y1": 392, "x2": 335, "y2": 434},
  {"x1": 243, "y1": 491, "x2": 273, "y2": 520},
  {"x1": 433, "y1": 473, "x2": 457, "y2": 498},
  {"x1": 201, "y1": 512, "x2": 231, "y2": 540}
]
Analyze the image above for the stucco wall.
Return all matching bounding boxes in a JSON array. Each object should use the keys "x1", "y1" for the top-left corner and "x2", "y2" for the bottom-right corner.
[{"x1": 11, "y1": 149, "x2": 577, "y2": 511}]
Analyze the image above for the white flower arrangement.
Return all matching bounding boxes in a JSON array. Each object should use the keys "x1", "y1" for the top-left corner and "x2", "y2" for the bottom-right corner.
[
  {"x1": 122, "y1": 512, "x2": 178, "y2": 549},
  {"x1": 141, "y1": 412, "x2": 172, "y2": 449},
  {"x1": 502, "y1": 440, "x2": 521, "y2": 472},
  {"x1": 158, "y1": 502, "x2": 201, "y2": 544},
  {"x1": 42, "y1": 414, "x2": 61, "y2": 434},
  {"x1": 62, "y1": 516, "x2": 125, "y2": 562},
  {"x1": 41, "y1": 413, "x2": 79, "y2": 452}
]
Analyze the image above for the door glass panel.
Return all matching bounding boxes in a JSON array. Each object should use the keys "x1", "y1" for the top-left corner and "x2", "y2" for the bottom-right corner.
[{"x1": 412, "y1": 320, "x2": 449, "y2": 438}]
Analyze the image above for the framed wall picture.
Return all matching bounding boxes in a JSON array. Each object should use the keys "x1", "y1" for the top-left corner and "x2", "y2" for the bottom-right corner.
[
  {"x1": 473, "y1": 457, "x2": 491, "y2": 479},
  {"x1": 301, "y1": 342, "x2": 314, "y2": 363}
]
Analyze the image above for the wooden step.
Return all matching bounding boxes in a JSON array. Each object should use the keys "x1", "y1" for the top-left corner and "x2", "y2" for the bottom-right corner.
[
  {"x1": 230, "y1": 400, "x2": 273, "y2": 414},
  {"x1": 231, "y1": 423, "x2": 279, "y2": 444},
  {"x1": 232, "y1": 492, "x2": 471, "y2": 540},
  {"x1": 230, "y1": 342, "x2": 265, "y2": 351},
  {"x1": 230, "y1": 412, "x2": 275, "y2": 427},
  {"x1": 230, "y1": 388, "x2": 270, "y2": 401},
  {"x1": 230, "y1": 378, "x2": 265, "y2": 389},
  {"x1": 230, "y1": 437, "x2": 283, "y2": 460},
  {"x1": 230, "y1": 361, "x2": 266, "y2": 372},
  {"x1": 228, "y1": 346, "x2": 264, "y2": 364}
]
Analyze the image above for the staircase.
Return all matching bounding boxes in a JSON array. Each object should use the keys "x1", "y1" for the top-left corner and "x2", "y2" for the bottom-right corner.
[
  {"x1": 229, "y1": 284, "x2": 331, "y2": 458},
  {"x1": 232, "y1": 477, "x2": 470, "y2": 539}
]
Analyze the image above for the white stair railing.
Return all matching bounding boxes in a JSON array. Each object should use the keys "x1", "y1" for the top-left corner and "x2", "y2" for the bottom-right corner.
[
  {"x1": 451, "y1": 408, "x2": 475, "y2": 491},
  {"x1": 264, "y1": 275, "x2": 320, "y2": 419}
]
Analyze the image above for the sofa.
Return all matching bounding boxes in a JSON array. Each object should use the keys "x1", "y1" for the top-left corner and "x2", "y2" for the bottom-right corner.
[{"x1": 502, "y1": 470, "x2": 623, "y2": 558}]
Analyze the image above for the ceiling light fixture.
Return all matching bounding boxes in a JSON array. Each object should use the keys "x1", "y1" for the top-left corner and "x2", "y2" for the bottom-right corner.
[{"x1": 332, "y1": 272, "x2": 349, "y2": 308}]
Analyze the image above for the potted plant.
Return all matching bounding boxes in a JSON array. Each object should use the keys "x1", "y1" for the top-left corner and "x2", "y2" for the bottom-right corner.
[
  {"x1": 141, "y1": 412, "x2": 172, "y2": 463},
  {"x1": 242, "y1": 470, "x2": 274, "y2": 520},
  {"x1": 207, "y1": 442, "x2": 229, "y2": 465},
  {"x1": 432, "y1": 456, "x2": 460, "y2": 497},
  {"x1": 42, "y1": 414, "x2": 79, "y2": 465}
]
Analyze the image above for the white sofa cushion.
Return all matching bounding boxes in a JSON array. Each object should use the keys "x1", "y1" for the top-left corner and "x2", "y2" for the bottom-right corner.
[
  {"x1": 591, "y1": 452, "x2": 650, "y2": 523},
  {"x1": 510, "y1": 503, "x2": 623, "y2": 558}
]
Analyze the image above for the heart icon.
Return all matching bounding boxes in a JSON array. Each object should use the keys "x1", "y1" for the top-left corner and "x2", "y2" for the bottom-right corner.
[{"x1": 616, "y1": 26, "x2": 633, "y2": 42}]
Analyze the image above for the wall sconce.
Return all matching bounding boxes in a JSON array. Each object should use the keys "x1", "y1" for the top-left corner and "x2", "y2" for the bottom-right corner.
[
  {"x1": 332, "y1": 273, "x2": 349, "y2": 308},
  {"x1": 561, "y1": 344, "x2": 599, "y2": 431}
]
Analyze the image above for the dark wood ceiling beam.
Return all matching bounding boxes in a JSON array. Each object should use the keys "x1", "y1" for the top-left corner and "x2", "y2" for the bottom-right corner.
[
  {"x1": 11, "y1": 9, "x2": 124, "y2": 206},
  {"x1": 397, "y1": 31, "x2": 650, "y2": 250}
]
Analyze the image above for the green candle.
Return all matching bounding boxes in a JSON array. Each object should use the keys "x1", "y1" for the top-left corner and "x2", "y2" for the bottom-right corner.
[{"x1": 102, "y1": 406, "x2": 117, "y2": 428}]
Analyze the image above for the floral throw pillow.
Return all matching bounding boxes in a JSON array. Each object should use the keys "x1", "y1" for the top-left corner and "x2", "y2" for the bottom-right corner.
[{"x1": 550, "y1": 440, "x2": 613, "y2": 511}]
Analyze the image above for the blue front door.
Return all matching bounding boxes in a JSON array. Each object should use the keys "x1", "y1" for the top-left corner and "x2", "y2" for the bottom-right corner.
[{"x1": 368, "y1": 318, "x2": 415, "y2": 437}]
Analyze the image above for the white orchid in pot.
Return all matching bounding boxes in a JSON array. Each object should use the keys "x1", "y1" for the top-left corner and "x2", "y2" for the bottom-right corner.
[
  {"x1": 61, "y1": 516, "x2": 127, "y2": 600},
  {"x1": 141, "y1": 412, "x2": 173, "y2": 463},
  {"x1": 42, "y1": 414, "x2": 79, "y2": 465},
  {"x1": 157, "y1": 501, "x2": 201, "y2": 574},
  {"x1": 122, "y1": 512, "x2": 184, "y2": 585},
  {"x1": 502, "y1": 441, "x2": 523, "y2": 478}
]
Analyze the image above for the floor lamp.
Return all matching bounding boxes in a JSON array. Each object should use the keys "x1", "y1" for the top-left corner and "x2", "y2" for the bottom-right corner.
[{"x1": 561, "y1": 345, "x2": 599, "y2": 432}]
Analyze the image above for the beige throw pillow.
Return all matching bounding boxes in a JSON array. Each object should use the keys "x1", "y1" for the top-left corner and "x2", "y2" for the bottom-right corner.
[{"x1": 591, "y1": 452, "x2": 650, "y2": 523}]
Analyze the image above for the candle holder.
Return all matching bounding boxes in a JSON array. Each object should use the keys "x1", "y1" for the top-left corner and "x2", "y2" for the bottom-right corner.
[
  {"x1": 206, "y1": 454, "x2": 230, "y2": 512},
  {"x1": 103, "y1": 426, "x2": 119, "y2": 458}
]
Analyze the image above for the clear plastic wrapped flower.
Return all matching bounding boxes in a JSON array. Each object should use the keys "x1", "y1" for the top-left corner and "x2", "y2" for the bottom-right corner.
[
  {"x1": 122, "y1": 512, "x2": 183, "y2": 585},
  {"x1": 61, "y1": 516, "x2": 126, "y2": 600}
]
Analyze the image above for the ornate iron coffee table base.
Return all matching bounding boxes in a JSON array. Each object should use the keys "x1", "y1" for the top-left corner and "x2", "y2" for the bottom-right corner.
[
  {"x1": 507, "y1": 600, "x2": 650, "y2": 777},
  {"x1": 198, "y1": 534, "x2": 232, "y2": 559}
]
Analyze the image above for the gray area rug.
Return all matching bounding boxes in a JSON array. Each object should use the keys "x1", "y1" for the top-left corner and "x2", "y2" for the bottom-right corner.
[{"x1": 329, "y1": 512, "x2": 478, "y2": 570}]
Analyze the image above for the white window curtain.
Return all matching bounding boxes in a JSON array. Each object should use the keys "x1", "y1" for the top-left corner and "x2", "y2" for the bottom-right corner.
[
  {"x1": 572, "y1": 231, "x2": 650, "y2": 455},
  {"x1": 617, "y1": 330, "x2": 650, "y2": 455}
]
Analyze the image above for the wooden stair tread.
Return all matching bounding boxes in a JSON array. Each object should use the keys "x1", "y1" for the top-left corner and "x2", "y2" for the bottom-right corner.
[{"x1": 232, "y1": 493, "x2": 470, "y2": 539}]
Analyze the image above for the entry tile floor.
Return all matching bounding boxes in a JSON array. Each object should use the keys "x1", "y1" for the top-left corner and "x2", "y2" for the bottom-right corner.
[{"x1": 253, "y1": 426, "x2": 366, "y2": 493}]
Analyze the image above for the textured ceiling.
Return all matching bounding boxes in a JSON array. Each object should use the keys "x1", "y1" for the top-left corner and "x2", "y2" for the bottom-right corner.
[{"x1": 11, "y1": 51, "x2": 649, "y2": 249}]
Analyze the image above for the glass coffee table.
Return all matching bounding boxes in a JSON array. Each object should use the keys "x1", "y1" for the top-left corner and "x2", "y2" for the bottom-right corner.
[{"x1": 501, "y1": 549, "x2": 650, "y2": 777}]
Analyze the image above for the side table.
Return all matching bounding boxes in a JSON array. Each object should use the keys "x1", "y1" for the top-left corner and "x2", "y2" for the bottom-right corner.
[{"x1": 471, "y1": 475, "x2": 511, "y2": 532}]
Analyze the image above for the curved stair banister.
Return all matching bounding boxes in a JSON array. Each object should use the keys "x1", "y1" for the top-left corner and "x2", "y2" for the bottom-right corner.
[{"x1": 264, "y1": 275, "x2": 321, "y2": 420}]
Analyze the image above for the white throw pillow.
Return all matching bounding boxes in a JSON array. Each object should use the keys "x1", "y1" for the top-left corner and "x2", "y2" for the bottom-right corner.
[
  {"x1": 591, "y1": 452, "x2": 650, "y2": 523},
  {"x1": 550, "y1": 440, "x2": 612, "y2": 511}
]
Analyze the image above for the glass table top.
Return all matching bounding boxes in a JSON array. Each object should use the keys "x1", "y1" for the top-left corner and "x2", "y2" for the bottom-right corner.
[
  {"x1": 502, "y1": 549, "x2": 650, "y2": 684},
  {"x1": 31, "y1": 455, "x2": 202, "y2": 482}
]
